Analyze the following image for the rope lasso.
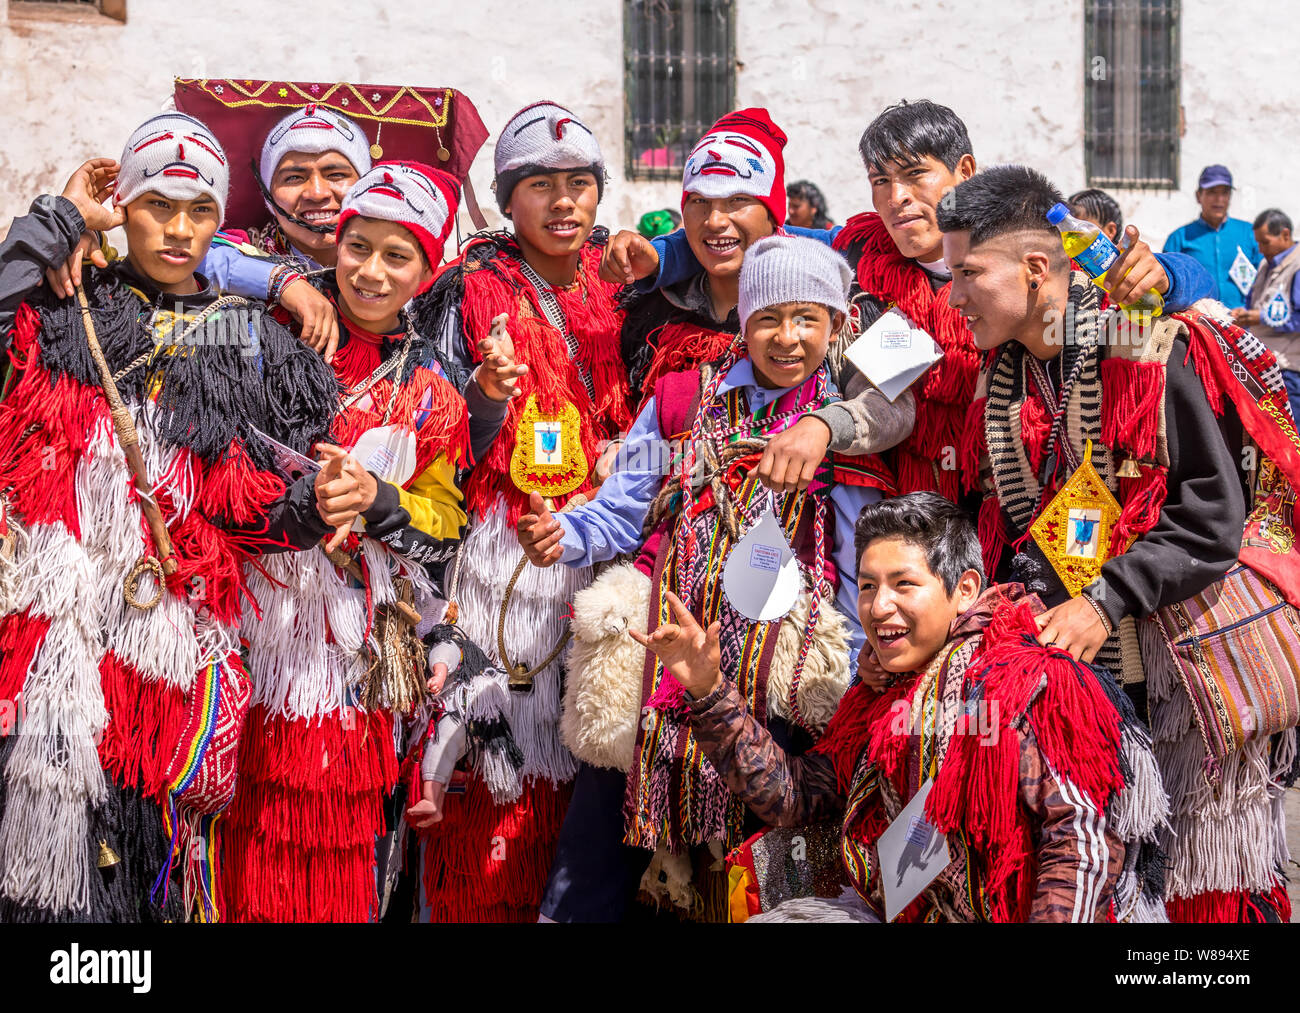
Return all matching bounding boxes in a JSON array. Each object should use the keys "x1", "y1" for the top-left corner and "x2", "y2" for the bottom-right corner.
[
  {"x1": 496, "y1": 553, "x2": 572, "y2": 687},
  {"x1": 76, "y1": 284, "x2": 178, "y2": 610}
]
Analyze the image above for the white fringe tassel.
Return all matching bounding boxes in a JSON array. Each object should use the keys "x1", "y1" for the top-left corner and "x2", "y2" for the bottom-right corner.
[{"x1": 451, "y1": 501, "x2": 585, "y2": 784}]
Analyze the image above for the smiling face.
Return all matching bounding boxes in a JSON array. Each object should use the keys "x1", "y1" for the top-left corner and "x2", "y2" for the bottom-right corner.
[
  {"x1": 682, "y1": 193, "x2": 774, "y2": 281},
  {"x1": 857, "y1": 536, "x2": 980, "y2": 673},
  {"x1": 1197, "y1": 184, "x2": 1232, "y2": 229},
  {"x1": 123, "y1": 191, "x2": 220, "y2": 293},
  {"x1": 335, "y1": 216, "x2": 432, "y2": 334},
  {"x1": 868, "y1": 153, "x2": 975, "y2": 262},
  {"x1": 270, "y1": 150, "x2": 361, "y2": 264},
  {"x1": 744, "y1": 302, "x2": 841, "y2": 389},
  {"x1": 506, "y1": 169, "x2": 599, "y2": 260}
]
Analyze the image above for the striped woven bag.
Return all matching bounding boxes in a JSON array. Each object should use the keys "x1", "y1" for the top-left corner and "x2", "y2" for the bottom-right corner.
[{"x1": 1153, "y1": 563, "x2": 1300, "y2": 767}]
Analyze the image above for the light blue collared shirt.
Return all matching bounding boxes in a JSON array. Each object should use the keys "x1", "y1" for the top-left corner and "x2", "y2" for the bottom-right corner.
[{"x1": 555, "y1": 358, "x2": 874, "y2": 662}]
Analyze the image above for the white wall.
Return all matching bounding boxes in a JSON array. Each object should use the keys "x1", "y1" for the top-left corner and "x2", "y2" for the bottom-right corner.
[{"x1": 2, "y1": 0, "x2": 1297, "y2": 250}]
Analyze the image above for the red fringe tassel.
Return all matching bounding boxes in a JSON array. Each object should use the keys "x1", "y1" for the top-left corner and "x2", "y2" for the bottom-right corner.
[
  {"x1": 220, "y1": 704, "x2": 398, "y2": 922},
  {"x1": 836, "y1": 214, "x2": 980, "y2": 497},
  {"x1": 415, "y1": 774, "x2": 572, "y2": 923},
  {"x1": 1109, "y1": 465, "x2": 1169, "y2": 558},
  {"x1": 638, "y1": 322, "x2": 736, "y2": 409},
  {"x1": 1167, "y1": 884, "x2": 1291, "y2": 923},
  {"x1": 925, "y1": 600, "x2": 1123, "y2": 921},
  {"x1": 197, "y1": 440, "x2": 287, "y2": 527},
  {"x1": 97, "y1": 651, "x2": 188, "y2": 801},
  {"x1": 458, "y1": 240, "x2": 630, "y2": 524},
  {"x1": 1099, "y1": 359, "x2": 1164, "y2": 460},
  {"x1": 0, "y1": 610, "x2": 50, "y2": 714}
]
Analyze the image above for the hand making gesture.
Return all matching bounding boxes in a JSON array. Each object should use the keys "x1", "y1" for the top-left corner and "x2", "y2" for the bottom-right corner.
[
  {"x1": 314, "y1": 443, "x2": 378, "y2": 552},
  {"x1": 629, "y1": 591, "x2": 721, "y2": 700},
  {"x1": 516, "y1": 490, "x2": 564, "y2": 567},
  {"x1": 475, "y1": 312, "x2": 529, "y2": 402}
]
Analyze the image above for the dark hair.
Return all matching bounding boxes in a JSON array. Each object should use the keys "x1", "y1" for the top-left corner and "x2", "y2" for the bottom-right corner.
[
  {"x1": 858, "y1": 99, "x2": 973, "y2": 174},
  {"x1": 853, "y1": 492, "x2": 984, "y2": 595},
  {"x1": 1254, "y1": 208, "x2": 1293, "y2": 236},
  {"x1": 1067, "y1": 188, "x2": 1123, "y2": 233},
  {"x1": 936, "y1": 164, "x2": 1063, "y2": 247},
  {"x1": 786, "y1": 179, "x2": 832, "y2": 228}
]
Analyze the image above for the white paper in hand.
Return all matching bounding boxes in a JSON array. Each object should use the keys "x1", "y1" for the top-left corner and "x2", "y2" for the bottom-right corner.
[
  {"x1": 348, "y1": 425, "x2": 417, "y2": 531},
  {"x1": 722, "y1": 508, "x2": 800, "y2": 621},
  {"x1": 843, "y1": 307, "x2": 942, "y2": 402},
  {"x1": 877, "y1": 779, "x2": 951, "y2": 921}
]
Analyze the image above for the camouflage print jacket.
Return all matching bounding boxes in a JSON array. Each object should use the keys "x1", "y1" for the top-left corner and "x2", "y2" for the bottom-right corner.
[{"x1": 687, "y1": 589, "x2": 1125, "y2": 922}]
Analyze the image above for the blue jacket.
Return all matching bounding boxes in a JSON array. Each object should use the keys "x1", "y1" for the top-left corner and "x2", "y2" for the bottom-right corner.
[
  {"x1": 1162, "y1": 216, "x2": 1259, "y2": 309},
  {"x1": 649, "y1": 225, "x2": 1214, "y2": 310}
]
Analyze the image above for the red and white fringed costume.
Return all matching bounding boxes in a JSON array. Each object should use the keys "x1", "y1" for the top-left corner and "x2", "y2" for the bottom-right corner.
[
  {"x1": 410, "y1": 230, "x2": 629, "y2": 921},
  {"x1": 811, "y1": 588, "x2": 1168, "y2": 921},
  {"x1": 833, "y1": 213, "x2": 981, "y2": 501},
  {"x1": 221, "y1": 312, "x2": 470, "y2": 923},
  {"x1": 0, "y1": 267, "x2": 335, "y2": 923}
]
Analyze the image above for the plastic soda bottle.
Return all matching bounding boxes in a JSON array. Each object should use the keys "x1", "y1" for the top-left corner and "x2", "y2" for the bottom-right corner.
[{"x1": 1046, "y1": 202, "x2": 1163, "y2": 320}]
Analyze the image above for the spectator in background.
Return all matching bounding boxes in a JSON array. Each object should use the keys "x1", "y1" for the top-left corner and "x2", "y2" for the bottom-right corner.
[
  {"x1": 636, "y1": 207, "x2": 681, "y2": 239},
  {"x1": 1068, "y1": 187, "x2": 1123, "y2": 243},
  {"x1": 785, "y1": 179, "x2": 833, "y2": 229},
  {"x1": 1236, "y1": 208, "x2": 1300, "y2": 419},
  {"x1": 1162, "y1": 164, "x2": 1260, "y2": 309}
]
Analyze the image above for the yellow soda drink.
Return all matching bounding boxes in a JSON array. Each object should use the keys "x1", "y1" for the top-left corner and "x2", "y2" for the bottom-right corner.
[{"x1": 1046, "y1": 202, "x2": 1163, "y2": 320}]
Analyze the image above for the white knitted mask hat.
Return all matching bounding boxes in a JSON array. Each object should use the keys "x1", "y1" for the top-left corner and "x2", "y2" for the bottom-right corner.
[
  {"x1": 114, "y1": 112, "x2": 230, "y2": 223},
  {"x1": 738, "y1": 235, "x2": 852, "y2": 334},
  {"x1": 338, "y1": 161, "x2": 461, "y2": 286},
  {"x1": 492, "y1": 100, "x2": 604, "y2": 212},
  {"x1": 259, "y1": 104, "x2": 373, "y2": 188}
]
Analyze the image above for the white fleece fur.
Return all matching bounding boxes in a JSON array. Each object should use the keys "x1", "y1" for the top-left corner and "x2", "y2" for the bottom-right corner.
[
  {"x1": 767, "y1": 591, "x2": 851, "y2": 735},
  {"x1": 561, "y1": 562, "x2": 650, "y2": 772}
]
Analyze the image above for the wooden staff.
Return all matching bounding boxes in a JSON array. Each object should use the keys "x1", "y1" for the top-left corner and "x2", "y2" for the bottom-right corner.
[
  {"x1": 76, "y1": 284, "x2": 178, "y2": 577},
  {"x1": 325, "y1": 547, "x2": 422, "y2": 627}
]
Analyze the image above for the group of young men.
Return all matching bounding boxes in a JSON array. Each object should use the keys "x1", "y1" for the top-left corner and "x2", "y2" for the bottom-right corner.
[{"x1": 0, "y1": 88, "x2": 1296, "y2": 925}]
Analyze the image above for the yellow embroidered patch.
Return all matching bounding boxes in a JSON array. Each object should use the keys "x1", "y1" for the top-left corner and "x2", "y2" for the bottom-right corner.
[
  {"x1": 508, "y1": 393, "x2": 587, "y2": 498},
  {"x1": 1029, "y1": 440, "x2": 1132, "y2": 597}
]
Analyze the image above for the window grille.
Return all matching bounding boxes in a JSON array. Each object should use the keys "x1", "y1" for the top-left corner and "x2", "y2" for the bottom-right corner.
[
  {"x1": 1085, "y1": 0, "x2": 1180, "y2": 190},
  {"x1": 624, "y1": 0, "x2": 736, "y2": 181}
]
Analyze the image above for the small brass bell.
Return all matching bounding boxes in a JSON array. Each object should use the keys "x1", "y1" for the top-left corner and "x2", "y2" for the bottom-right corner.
[
  {"x1": 97, "y1": 840, "x2": 121, "y2": 869},
  {"x1": 1116, "y1": 457, "x2": 1142, "y2": 479},
  {"x1": 508, "y1": 663, "x2": 533, "y2": 688}
]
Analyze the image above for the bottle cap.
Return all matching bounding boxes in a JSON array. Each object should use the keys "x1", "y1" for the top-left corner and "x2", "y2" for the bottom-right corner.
[{"x1": 1046, "y1": 202, "x2": 1070, "y2": 226}]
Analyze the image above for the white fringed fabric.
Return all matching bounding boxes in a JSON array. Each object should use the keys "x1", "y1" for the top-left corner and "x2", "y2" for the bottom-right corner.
[
  {"x1": 451, "y1": 501, "x2": 586, "y2": 784},
  {"x1": 0, "y1": 409, "x2": 232, "y2": 917},
  {"x1": 241, "y1": 538, "x2": 440, "y2": 721}
]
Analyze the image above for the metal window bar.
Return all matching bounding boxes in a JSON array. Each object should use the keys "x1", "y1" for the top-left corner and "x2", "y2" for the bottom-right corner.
[
  {"x1": 624, "y1": 0, "x2": 736, "y2": 181},
  {"x1": 1084, "y1": 0, "x2": 1180, "y2": 190}
]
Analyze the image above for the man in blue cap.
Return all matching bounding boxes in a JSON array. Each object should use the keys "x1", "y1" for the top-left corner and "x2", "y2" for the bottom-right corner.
[{"x1": 1163, "y1": 164, "x2": 1260, "y2": 308}]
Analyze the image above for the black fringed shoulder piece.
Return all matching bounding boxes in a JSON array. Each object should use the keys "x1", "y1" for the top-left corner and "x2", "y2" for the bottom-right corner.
[
  {"x1": 34, "y1": 268, "x2": 153, "y2": 402},
  {"x1": 255, "y1": 307, "x2": 339, "y2": 457}
]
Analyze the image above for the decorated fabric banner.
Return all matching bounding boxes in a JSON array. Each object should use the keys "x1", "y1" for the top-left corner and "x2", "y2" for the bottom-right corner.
[{"x1": 173, "y1": 78, "x2": 488, "y2": 232}]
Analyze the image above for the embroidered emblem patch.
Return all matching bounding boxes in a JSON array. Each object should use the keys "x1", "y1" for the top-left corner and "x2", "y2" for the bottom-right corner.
[
  {"x1": 1029, "y1": 440, "x2": 1133, "y2": 596},
  {"x1": 509, "y1": 393, "x2": 587, "y2": 498}
]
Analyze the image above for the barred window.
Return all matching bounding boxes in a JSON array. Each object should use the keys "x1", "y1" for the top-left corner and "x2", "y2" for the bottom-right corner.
[
  {"x1": 1084, "y1": 0, "x2": 1181, "y2": 190},
  {"x1": 624, "y1": 0, "x2": 736, "y2": 182}
]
